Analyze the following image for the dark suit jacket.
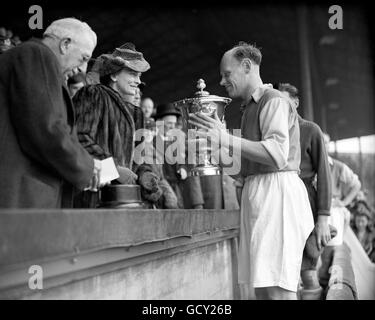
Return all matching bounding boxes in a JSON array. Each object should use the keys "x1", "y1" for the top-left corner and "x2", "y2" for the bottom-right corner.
[{"x1": 0, "y1": 38, "x2": 94, "y2": 208}]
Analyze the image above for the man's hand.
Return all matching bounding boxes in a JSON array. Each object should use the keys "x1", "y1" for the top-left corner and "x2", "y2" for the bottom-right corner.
[
  {"x1": 84, "y1": 159, "x2": 109, "y2": 192},
  {"x1": 314, "y1": 215, "x2": 331, "y2": 250},
  {"x1": 187, "y1": 111, "x2": 229, "y2": 165},
  {"x1": 188, "y1": 111, "x2": 228, "y2": 148}
]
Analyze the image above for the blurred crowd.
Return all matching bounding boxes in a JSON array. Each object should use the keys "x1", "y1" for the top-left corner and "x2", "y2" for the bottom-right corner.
[
  {"x1": 0, "y1": 27, "x2": 21, "y2": 53},
  {"x1": 348, "y1": 190, "x2": 375, "y2": 262}
]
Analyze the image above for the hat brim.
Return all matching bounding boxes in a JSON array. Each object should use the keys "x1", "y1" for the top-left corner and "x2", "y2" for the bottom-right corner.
[
  {"x1": 124, "y1": 59, "x2": 150, "y2": 73},
  {"x1": 98, "y1": 54, "x2": 150, "y2": 76},
  {"x1": 154, "y1": 111, "x2": 181, "y2": 120}
]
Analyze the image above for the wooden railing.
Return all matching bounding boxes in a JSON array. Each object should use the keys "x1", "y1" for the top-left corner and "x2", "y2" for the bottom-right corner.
[{"x1": 0, "y1": 208, "x2": 240, "y2": 299}]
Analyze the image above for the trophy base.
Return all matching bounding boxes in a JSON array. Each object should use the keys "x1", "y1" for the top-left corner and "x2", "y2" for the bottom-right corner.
[
  {"x1": 190, "y1": 165, "x2": 222, "y2": 176},
  {"x1": 99, "y1": 185, "x2": 145, "y2": 209}
]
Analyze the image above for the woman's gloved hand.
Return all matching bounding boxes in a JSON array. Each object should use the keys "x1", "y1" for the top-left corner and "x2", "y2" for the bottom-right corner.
[{"x1": 138, "y1": 171, "x2": 163, "y2": 202}]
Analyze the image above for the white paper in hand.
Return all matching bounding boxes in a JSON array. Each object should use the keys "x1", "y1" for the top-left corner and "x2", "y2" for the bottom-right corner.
[{"x1": 100, "y1": 157, "x2": 119, "y2": 184}]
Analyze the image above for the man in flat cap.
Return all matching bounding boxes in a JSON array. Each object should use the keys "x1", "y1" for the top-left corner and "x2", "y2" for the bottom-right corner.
[
  {"x1": 0, "y1": 18, "x2": 103, "y2": 208},
  {"x1": 73, "y1": 43, "x2": 172, "y2": 208}
]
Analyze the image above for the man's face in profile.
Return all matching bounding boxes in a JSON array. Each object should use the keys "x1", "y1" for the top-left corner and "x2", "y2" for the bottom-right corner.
[
  {"x1": 62, "y1": 35, "x2": 95, "y2": 79},
  {"x1": 219, "y1": 51, "x2": 246, "y2": 99}
]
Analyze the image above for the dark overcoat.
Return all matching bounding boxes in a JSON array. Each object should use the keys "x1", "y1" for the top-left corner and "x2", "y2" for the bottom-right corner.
[
  {"x1": 73, "y1": 84, "x2": 140, "y2": 168},
  {"x1": 0, "y1": 39, "x2": 94, "y2": 208},
  {"x1": 72, "y1": 84, "x2": 147, "y2": 208}
]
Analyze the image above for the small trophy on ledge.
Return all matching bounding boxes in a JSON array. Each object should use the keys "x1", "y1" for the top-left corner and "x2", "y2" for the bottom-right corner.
[{"x1": 173, "y1": 79, "x2": 232, "y2": 176}]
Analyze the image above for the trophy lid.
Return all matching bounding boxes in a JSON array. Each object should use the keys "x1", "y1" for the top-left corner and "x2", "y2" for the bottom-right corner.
[
  {"x1": 194, "y1": 79, "x2": 210, "y2": 97},
  {"x1": 174, "y1": 79, "x2": 232, "y2": 105}
]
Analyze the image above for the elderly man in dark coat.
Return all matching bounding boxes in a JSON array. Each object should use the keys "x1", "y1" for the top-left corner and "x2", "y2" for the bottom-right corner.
[
  {"x1": 0, "y1": 18, "x2": 101, "y2": 208},
  {"x1": 73, "y1": 43, "x2": 177, "y2": 208}
]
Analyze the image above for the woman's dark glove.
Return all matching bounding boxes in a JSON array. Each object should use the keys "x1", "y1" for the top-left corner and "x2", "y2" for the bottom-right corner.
[{"x1": 138, "y1": 171, "x2": 163, "y2": 202}]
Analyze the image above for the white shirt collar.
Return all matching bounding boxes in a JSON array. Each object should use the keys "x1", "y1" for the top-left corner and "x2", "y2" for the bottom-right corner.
[{"x1": 251, "y1": 83, "x2": 273, "y2": 103}]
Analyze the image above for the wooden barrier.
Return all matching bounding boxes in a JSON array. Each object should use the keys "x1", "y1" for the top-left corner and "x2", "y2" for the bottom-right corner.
[
  {"x1": 325, "y1": 243, "x2": 357, "y2": 300},
  {"x1": 0, "y1": 209, "x2": 240, "y2": 300},
  {"x1": 341, "y1": 228, "x2": 375, "y2": 300}
]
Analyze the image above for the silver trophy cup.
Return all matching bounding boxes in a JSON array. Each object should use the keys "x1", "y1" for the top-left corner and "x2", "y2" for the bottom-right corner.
[{"x1": 173, "y1": 79, "x2": 232, "y2": 176}]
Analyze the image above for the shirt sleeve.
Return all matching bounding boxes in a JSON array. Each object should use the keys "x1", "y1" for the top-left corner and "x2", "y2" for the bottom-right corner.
[
  {"x1": 340, "y1": 163, "x2": 358, "y2": 185},
  {"x1": 259, "y1": 97, "x2": 290, "y2": 170},
  {"x1": 340, "y1": 163, "x2": 361, "y2": 197},
  {"x1": 310, "y1": 125, "x2": 332, "y2": 216}
]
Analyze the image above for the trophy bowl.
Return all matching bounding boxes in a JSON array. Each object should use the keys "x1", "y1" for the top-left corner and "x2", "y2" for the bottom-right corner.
[
  {"x1": 173, "y1": 79, "x2": 232, "y2": 176},
  {"x1": 99, "y1": 184, "x2": 145, "y2": 209}
]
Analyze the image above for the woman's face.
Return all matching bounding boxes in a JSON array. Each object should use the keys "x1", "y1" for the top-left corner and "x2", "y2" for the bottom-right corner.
[
  {"x1": 355, "y1": 214, "x2": 369, "y2": 231},
  {"x1": 112, "y1": 68, "x2": 141, "y2": 98}
]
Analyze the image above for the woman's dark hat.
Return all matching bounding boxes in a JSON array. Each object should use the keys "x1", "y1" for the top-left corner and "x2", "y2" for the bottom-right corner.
[
  {"x1": 154, "y1": 103, "x2": 181, "y2": 120},
  {"x1": 94, "y1": 42, "x2": 150, "y2": 77}
]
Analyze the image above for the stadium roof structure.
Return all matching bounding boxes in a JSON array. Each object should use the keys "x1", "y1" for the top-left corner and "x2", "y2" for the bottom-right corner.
[{"x1": 2, "y1": 2, "x2": 374, "y2": 141}]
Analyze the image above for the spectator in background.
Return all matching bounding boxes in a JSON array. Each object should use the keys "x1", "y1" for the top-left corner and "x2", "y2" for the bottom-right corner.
[
  {"x1": 352, "y1": 200, "x2": 374, "y2": 256},
  {"x1": 154, "y1": 103, "x2": 188, "y2": 208},
  {"x1": 132, "y1": 86, "x2": 142, "y2": 107},
  {"x1": 348, "y1": 189, "x2": 372, "y2": 227},
  {"x1": 319, "y1": 133, "x2": 362, "y2": 286},
  {"x1": 141, "y1": 96, "x2": 155, "y2": 119},
  {"x1": 276, "y1": 83, "x2": 332, "y2": 300},
  {"x1": 0, "y1": 27, "x2": 21, "y2": 54},
  {"x1": 141, "y1": 96, "x2": 156, "y2": 138}
]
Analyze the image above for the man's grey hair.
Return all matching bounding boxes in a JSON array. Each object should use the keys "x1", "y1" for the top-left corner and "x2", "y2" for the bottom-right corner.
[{"x1": 43, "y1": 18, "x2": 97, "y2": 46}]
